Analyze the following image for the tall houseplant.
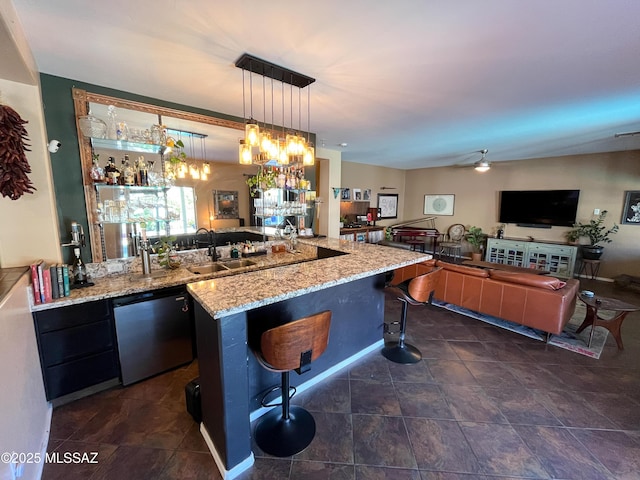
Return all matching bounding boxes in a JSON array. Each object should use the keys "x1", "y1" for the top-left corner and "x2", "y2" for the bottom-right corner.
[
  {"x1": 566, "y1": 210, "x2": 618, "y2": 259},
  {"x1": 465, "y1": 226, "x2": 485, "y2": 261}
]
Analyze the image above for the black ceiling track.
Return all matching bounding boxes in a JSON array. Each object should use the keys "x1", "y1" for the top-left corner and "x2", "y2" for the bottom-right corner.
[{"x1": 234, "y1": 53, "x2": 315, "y2": 89}]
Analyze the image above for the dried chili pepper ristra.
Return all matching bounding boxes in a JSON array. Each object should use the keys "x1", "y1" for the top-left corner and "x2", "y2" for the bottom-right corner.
[{"x1": 0, "y1": 104, "x2": 36, "y2": 200}]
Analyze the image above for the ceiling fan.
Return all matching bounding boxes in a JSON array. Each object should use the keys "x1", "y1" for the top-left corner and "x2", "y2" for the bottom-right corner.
[{"x1": 473, "y1": 149, "x2": 490, "y2": 172}]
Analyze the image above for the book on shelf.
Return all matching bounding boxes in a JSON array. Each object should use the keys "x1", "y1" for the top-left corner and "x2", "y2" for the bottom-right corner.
[
  {"x1": 56, "y1": 264, "x2": 65, "y2": 297},
  {"x1": 42, "y1": 268, "x2": 52, "y2": 303},
  {"x1": 30, "y1": 261, "x2": 43, "y2": 305},
  {"x1": 62, "y1": 264, "x2": 70, "y2": 297},
  {"x1": 50, "y1": 265, "x2": 59, "y2": 299},
  {"x1": 37, "y1": 261, "x2": 46, "y2": 303}
]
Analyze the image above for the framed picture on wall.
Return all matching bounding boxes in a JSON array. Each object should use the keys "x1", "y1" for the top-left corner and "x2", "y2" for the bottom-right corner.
[
  {"x1": 341, "y1": 188, "x2": 351, "y2": 200},
  {"x1": 377, "y1": 193, "x2": 398, "y2": 219},
  {"x1": 353, "y1": 188, "x2": 362, "y2": 200},
  {"x1": 363, "y1": 189, "x2": 372, "y2": 201},
  {"x1": 622, "y1": 190, "x2": 640, "y2": 224},
  {"x1": 424, "y1": 194, "x2": 455, "y2": 216},
  {"x1": 213, "y1": 190, "x2": 239, "y2": 219}
]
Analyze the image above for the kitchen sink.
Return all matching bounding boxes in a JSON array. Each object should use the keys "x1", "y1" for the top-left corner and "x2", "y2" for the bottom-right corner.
[
  {"x1": 218, "y1": 259, "x2": 257, "y2": 269},
  {"x1": 187, "y1": 263, "x2": 230, "y2": 275}
]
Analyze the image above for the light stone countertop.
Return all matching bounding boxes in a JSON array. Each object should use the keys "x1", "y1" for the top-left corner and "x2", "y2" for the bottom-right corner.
[
  {"x1": 188, "y1": 237, "x2": 431, "y2": 319},
  {"x1": 30, "y1": 237, "x2": 430, "y2": 314}
]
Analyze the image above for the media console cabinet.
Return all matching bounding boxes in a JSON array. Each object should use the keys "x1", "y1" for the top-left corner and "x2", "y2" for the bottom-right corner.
[{"x1": 485, "y1": 238, "x2": 578, "y2": 279}]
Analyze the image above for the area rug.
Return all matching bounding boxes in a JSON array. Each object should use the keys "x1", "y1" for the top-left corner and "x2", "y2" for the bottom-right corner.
[{"x1": 432, "y1": 300, "x2": 609, "y2": 359}]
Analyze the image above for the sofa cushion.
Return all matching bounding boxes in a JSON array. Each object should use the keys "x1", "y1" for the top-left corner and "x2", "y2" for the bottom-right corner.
[
  {"x1": 488, "y1": 270, "x2": 567, "y2": 290},
  {"x1": 436, "y1": 261, "x2": 490, "y2": 278}
]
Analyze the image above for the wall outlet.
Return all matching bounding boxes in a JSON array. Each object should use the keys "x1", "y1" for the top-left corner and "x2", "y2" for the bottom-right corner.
[{"x1": 593, "y1": 208, "x2": 600, "y2": 215}]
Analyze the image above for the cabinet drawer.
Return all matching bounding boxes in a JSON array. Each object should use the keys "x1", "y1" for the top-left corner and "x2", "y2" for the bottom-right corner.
[
  {"x1": 35, "y1": 300, "x2": 111, "y2": 333},
  {"x1": 43, "y1": 350, "x2": 119, "y2": 401},
  {"x1": 39, "y1": 319, "x2": 115, "y2": 367}
]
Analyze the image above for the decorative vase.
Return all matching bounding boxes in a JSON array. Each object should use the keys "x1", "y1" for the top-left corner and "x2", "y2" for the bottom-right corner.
[{"x1": 581, "y1": 245, "x2": 604, "y2": 260}]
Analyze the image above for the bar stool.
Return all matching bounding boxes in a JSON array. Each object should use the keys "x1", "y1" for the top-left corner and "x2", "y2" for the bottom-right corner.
[
  {"x1": 383, "y1": 267, "x2": 442, "y2": 364},
  {"x1": 252, "y1": 310, "x2": 332, "y2": 457}
]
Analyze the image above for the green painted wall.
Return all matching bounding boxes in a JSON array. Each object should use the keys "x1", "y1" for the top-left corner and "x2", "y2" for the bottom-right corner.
[{"x1": 40, "y1": 74, "x2": 315, "y2": 262}]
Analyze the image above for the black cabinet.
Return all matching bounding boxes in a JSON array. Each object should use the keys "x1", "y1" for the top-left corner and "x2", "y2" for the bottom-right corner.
[{"x1": 33, "y1": 300, "x2": 119, "y2": 401}]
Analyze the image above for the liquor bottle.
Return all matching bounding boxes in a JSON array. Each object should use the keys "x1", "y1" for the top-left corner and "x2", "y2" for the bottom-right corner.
[
  {"x1": 137, "y1": 155, "x2": 149, "y2": 186},
  {"x1": 71, "y1": 247, "x2": 87, "y2": 285},
  {"x1": 104, "y1": 157, "x2": 119, "y2": 185},
  {"x1": 123, "y1": 155, "x2": 136, "y2": 186}
]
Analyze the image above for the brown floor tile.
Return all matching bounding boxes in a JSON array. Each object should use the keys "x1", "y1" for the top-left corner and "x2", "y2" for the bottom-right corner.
[
  {"x1": 448, "y1": 341, "x2": 500, "y2": 362},
  {"x1": 439, "y1": 385, "x2": 507, "y2": 423},
  {"x1": 464, "y1": 361, "x2": 524, "y2": 388},
  {"x1": 459, "y1": 422, "x2": 549, "y2": 478},
  {"x1": 513, "y1": 425, "x2": 616, "y2": 479},
  {"x1": 292, "y1": 377, "x2": 351, "y2": 413},
  {"x1": 395, "y1": 383, "x2": 453, "y2": 420},
  {"x1": 482, "y1": 386, "x2": 562, "y2": 426},
  {"x1": 157, "y1": 450, "x2": 221, "y2": 479},
  {"x1": 290, "y1": 460, "x2": 355, "y2": 479},
  {"x1": 388, "y1": 360, "x2": 435, "y2": 384},
  {"x1": 355, "y1": 464, "x2": 421, "y2": 479},
  {"x1": 89, "y1": 445, "x2": 174, "y2": 480},
  {"x1": 349, "y1": 353, "x2": 392, "y2": 383},
  {"x1": 570, "y1": 429, "x2": 640, "y2": 479},
  {"x1": 41, "y1": 441, "x2": 117, "y2": 480},
  {"x1": 425, "y1": 360, "x2": 477, "y2": 385},
  {"x1": 293, "y1": 412, "x2": 353, "y2": 463},
  {"x1": 350, "y1": 379, "x2": 402, "y2": 415},
  {"x1": 235, "y1": 457, "x2": 292, "y2": 480},
  {"x1": 404, "y1": 417, "x2": 480, "y2": 474},
  {"x1": 531, "y1": 389, "x2": 618, "y2": 429},
  {"x1": 353, "y1": 414, "x2": 416, "y2": 468},
  {"x1": 177, "y1": 423, "x2": 210, "y2": 453}
]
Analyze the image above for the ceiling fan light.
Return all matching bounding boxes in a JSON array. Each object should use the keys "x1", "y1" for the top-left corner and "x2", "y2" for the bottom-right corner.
[{"x1": 474, "y1": 160, "x2": 490, "y2": 173}]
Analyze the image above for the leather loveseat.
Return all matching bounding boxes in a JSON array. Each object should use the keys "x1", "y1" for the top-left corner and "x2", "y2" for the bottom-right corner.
[{"x1": 391, "y1": 260, "x2": 580, "y2": 336}]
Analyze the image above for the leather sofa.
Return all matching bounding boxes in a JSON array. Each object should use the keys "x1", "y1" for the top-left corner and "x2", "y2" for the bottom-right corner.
[{"x1": 390, "y1": 260, "x2": 580, "y2": 335}]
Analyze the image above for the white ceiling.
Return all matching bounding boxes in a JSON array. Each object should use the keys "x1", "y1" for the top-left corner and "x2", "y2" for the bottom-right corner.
[{"x1": 10, "y1": 0, "x2": 640, "y2": 169}]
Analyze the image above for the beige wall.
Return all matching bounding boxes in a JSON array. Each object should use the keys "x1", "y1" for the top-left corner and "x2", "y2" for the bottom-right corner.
[
  {"x1": 397, "y1": 151, "x2": 639, "y2": 280},
  {"x1": 341, "y1": 161, "x2": 407, "y2": 229},
  {"x1": 0, "y1": 78, "x2": 61, "y2": 267}
]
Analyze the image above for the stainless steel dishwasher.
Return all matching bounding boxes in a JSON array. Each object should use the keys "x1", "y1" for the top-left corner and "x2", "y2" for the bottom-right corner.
[{"x1": 113, "y1": 286, "x2": 193, "y2": 385}]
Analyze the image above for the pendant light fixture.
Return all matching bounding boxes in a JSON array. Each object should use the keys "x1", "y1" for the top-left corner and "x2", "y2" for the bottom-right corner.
[
  {"x1": 474, "y1": 149, "x2": 490, "y2": 173},
  {"x1": 235, "y1": 53, "x2": 316, "y2": 167}
]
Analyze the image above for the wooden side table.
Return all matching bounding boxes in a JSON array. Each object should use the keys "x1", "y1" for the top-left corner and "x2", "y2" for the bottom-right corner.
[{"x1": 576, "y1": 294, "x2": 640, "y2": 349}]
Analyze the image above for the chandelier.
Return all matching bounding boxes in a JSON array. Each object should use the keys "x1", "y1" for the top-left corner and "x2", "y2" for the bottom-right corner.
[{"x1": 235, "y1": 53, "x2": 316, "y2": 167}]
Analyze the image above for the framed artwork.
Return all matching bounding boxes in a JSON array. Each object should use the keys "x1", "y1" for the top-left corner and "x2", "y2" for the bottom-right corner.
[
  {"x1": 377, "y1": 193, "x2": 398, "y2": 219},
  {"x1": 622, "y1": 190, "x2": 640, "y2": 224},
  {"x1": 213, "y1": 190, "x2": 239, "y2": 219},
  {"x1": 363, "y1": 189, "x2": 371, "y2": 201},
  {"x1": 424, "y1": 194, "x2": 455, "y2": 216},
  {"x1": 341, "y1": 188, "x2": 351, "y2": 200},
  {"x1": 353, "y1": 188, "x2": 362, "y2": 200}
]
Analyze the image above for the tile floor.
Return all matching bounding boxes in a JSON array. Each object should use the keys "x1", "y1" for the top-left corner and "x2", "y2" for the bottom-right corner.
[{"x1": 44, "y1": 278, "x2": 640, "y2": 479}]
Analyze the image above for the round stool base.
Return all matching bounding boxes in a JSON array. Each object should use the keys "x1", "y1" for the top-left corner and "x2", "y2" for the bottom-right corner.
[
  {"x1": 382, "y1": 342, "x2": 422, "y2": 364},
  {"x1": 254, "y1": 406, "x2": 316, "y2": 457}
]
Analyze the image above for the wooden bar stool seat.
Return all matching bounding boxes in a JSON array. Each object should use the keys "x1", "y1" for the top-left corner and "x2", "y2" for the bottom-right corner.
[
  {"x1": 383, "y1": 267, "x2": 442, "y2": 364},
  {"x1": 252, "y1": 310, "x2": 332, "y2": 457}
]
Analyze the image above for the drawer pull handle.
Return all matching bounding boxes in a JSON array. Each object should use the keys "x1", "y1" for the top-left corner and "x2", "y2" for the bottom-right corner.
[{"x1": 175, "y1": 296, "x2": 185, "y2": 301}]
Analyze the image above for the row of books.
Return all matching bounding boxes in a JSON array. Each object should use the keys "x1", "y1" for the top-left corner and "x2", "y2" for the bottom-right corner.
[{"x1": 31, "y1": 261, "x2": 71, "y2": 304}]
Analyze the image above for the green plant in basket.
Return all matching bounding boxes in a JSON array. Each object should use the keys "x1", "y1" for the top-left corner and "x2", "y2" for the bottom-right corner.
[{"x1": 465, "y1": 226, "x2": 485, "y2": 253}]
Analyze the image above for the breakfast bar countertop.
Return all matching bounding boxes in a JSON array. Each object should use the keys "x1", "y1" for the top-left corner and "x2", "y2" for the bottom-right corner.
[{"x1": 31, "y1": 238, "x2": 430, "y2": 313}]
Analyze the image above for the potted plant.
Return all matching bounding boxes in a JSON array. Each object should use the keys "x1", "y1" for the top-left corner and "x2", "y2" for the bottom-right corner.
[
  {"x1": 246, "y1": 167, "x2": 277, "y2": 196},
  {"x1": 465, "y1": 226, "x2": 485, "y2": 261},
  {"x1": 566, "y1": 210, "x2": 619, "y2": 259},
  {"x1": 154, "y1": 235, "x2": 181, "y2": 269}
]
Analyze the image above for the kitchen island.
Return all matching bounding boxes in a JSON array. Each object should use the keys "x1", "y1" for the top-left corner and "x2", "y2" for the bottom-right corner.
[{"x1": 187, "y1": 237, "x2": 430, "y2": 478}]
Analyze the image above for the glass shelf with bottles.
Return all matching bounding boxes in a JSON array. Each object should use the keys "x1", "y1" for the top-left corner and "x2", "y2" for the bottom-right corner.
[
  {"x1": 90, "y1": 137, "x2": 164, "y2": 155},
  {"x1": 253, "y1": 189, "x2": 312, "y2": 218}
]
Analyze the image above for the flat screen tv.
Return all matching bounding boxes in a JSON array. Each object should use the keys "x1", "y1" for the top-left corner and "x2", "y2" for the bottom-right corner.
[{"x1": 498, "y1": 190, "x2": 580, "y2": 228}]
